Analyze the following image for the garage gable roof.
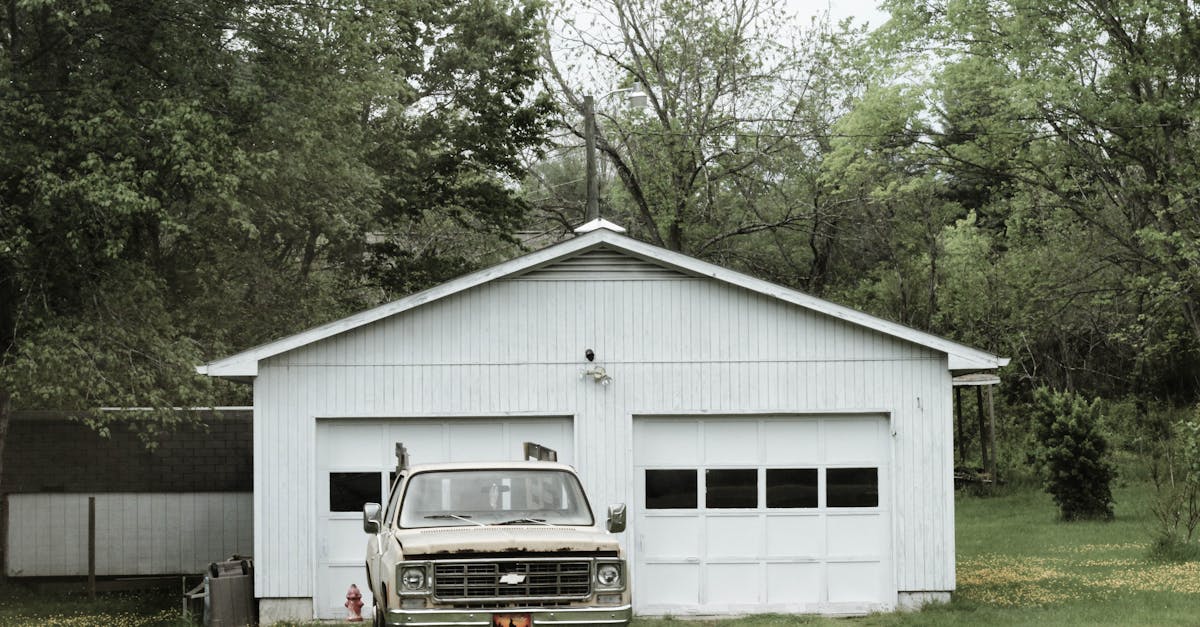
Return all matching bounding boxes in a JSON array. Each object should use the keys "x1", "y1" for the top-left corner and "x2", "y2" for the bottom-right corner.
[{"x1": 198, "y1": 222, "x2": 1008, "y2": 378}]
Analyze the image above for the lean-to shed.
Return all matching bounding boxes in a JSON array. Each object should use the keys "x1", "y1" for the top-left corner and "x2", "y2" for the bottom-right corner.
[{"x1": 199, "y1": 219, "x2": 1007, "y2": 622}]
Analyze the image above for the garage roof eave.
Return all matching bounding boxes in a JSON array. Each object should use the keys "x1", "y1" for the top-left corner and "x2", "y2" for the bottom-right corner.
[
  {"x1": 948, "y1": 355, "x2": 1010, "y2": 373},
  {"x1": 197, "y1": 359, "x2": 258, "y2": 379}
]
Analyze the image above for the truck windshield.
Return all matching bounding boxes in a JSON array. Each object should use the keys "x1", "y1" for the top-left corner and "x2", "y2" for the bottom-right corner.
[{"x1": 399, "y1": 469, "x2": 595, "y2": 528}]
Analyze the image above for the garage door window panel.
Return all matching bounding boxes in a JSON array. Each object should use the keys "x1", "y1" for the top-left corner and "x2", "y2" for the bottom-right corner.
[
  {"x1": 766, "y1": 468, "x2": 818, "y2": 508},
  {"x1": 645, "y1": 469, "x2": 698, "y2": 509},
  {"x1": 826, "y1": 467, "x2": 879, "y2": 508},
  {"x1": 705, "y1": 469, "x2": 758, "y2": 508},
  {"x1": 329, "y1": 472, "x2": 382, "y2": 513}
]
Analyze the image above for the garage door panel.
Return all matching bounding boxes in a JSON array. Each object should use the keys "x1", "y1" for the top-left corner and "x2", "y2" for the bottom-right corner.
[
  {"x1": 447, "y1": 423, "x2": 506, "y2": 461},
  {"x1": 325, "y1": 519, "x2": 368, "y2": 561},
  {"x1": 705, "y1": 516, "x2": 761, "y2": 558},
  {"x1": 385, "y1": 424, "x2": 447, "y2": 464},
  {"x1": 827, "y1": 515, "x2": 886, "y2": 557},
  {"x1": 639, "y1": 563, "x2": 700, "y2": 606},
  {"x1": 827, "y1": 562, "x2": 884, "y2": 603},
  {"x1": 762, "y1": 421, "x2": 821, "y2": 464},
  {"x1": 765, "y1": 516, "x2": 823, "y2": 558},
  {"x1": 505, "y1": 421, "x2": 573, "y2": 463},
  {"x1": 704, "y1": 421, "x2": 759, "y2": 464},
  {"x1": 766, "y1": 563, "x2": 822, "y2": 604},
  {"x1": 640, "y1": 517, "x2": 701, "y2": 558},
  {"x1": 318, "y1": 564, "x2": 373, "y2": 618},
  {"x1": 325, "y1": 424, "x2": 387, "y2": 467},
  {"x1": 823, "y1": 419, "x2": 884, "y2": 464},
  {"x1": 705, "y1": 563, "x2": 760, "y2": 605},
  {"x1": 634, "y1": 421, "x2": 699, "y2": 466}
]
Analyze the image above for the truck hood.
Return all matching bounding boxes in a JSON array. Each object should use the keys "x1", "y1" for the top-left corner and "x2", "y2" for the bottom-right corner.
[{"x1": 395, "y1": 525, "x2": 620, "y2": 557}]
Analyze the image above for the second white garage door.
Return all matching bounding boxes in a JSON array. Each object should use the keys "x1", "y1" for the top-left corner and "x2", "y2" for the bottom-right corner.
[{"x1": 633, "y1": 415, "x2": 892, "y2": 615}]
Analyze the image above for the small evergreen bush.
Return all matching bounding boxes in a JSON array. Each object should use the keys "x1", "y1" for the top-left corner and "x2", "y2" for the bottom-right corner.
[{"x1": 1031, "y1": 387, "x2": 1116, "y2": 521}]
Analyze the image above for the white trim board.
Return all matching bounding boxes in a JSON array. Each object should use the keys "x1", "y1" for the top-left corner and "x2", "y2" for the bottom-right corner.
[{"x1": 198, "y1": 226, "x2": 1007, "y2": 378}]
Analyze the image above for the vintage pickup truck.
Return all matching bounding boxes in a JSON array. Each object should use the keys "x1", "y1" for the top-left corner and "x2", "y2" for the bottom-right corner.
[{"x1": 363, "y1": 443, "x2": 631, "y2": 626}]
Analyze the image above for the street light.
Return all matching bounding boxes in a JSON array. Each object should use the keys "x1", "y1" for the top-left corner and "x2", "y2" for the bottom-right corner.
[{"x1": 583, "y1": 84, "x2": 647, "y2": 221}]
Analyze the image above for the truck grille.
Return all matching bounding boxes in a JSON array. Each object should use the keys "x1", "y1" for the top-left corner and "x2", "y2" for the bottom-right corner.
[{"x1": 433, "y1": 559, "x2": 592, "y2": 601}]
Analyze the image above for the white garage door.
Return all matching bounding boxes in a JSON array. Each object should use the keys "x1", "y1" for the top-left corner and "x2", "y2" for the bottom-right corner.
[
  {"x1": 633, "y1": 415, "x2": 892, "y2": 615},
  {"x1": 315, "y1": 417, "x2": 574, "y2": 619}
]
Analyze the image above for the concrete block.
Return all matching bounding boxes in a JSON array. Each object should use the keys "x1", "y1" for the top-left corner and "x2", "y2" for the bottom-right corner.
[
  {"x1": 258, "y1": 597, "x2": 313, "y2": 624},
  {"x1": 897, "y1": 591, "x2": 951, "y2": 611}
]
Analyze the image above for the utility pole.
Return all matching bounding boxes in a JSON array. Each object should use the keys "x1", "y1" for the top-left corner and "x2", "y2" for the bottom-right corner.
[{"x1": 583, "y1": 95, "x2": 599, "y2": 221}]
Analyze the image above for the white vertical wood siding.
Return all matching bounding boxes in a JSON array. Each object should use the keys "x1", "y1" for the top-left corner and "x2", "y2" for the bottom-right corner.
[
  {"x1": 254, "y1": 271, "x2": 953, "y2": 600},
  {"x1": 6, "y1": 493, "x2": 253, "y2": 577}
]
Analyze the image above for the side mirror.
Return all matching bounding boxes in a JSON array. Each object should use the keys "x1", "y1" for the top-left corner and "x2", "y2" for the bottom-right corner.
[
  {"x1": 606, "y1": 503, "x2": 627, "y2": 533},
  {"x1": 363, "y1": 502, "x2": 382, "y2": 534}
]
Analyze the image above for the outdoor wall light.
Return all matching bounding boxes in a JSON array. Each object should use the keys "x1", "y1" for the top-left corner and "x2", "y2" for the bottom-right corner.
[{"x1": 581, "y1": 366, "x2": 613, "y2": 386}]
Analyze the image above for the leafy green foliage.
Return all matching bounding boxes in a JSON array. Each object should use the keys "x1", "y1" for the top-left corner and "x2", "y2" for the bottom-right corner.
[
  {"x1": 868, "y1": 0, "x2": 1200, "y2": 399},
  {"x1": 1032, "y1": 388, "x2": 1116, "y2": 521},
  {"x1": 0, "y1": 0, "x2": 551, "y2": 448},
  {"x1": 542, "y1": 0, "x2": 871, "y2": 278}
]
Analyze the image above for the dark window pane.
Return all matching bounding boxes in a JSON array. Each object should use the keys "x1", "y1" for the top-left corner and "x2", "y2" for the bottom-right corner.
[
  {"x1": 646, "y1": 469, "x2": 697, "y2": 509},
  {"x1": 706, "y1": 469, "x2": 758, "y2": 508},
  {"x1": 766, "y1": 469, "x2": 818, "y2": 508},
  {"x1": 827, "y1": 468, "x2": 878, "y2": 508},
  {"x1": 330, "y1": 472, "x2": 382, "y2": 512}
]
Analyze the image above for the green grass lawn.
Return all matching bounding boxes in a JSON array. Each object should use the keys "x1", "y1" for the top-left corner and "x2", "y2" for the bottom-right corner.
[
  {"x1": 0, "y1": 482, "x2": 1195, "y2": 626},
  {"x1": 0, "y1": 586, "x2": 186, "y2": 627}
]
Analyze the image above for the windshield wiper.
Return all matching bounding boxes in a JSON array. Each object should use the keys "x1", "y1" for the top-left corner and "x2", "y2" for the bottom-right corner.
[
  {"x1": 424, "y1": 513, "x2": 485, "y2": 527},
  {"x1": 495, "y1": 517, "x2": 556, "y2": 526}
]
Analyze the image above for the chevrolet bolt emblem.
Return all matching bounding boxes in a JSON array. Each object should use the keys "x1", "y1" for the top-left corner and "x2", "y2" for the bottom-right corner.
[{"x1": 499, "y1": 572, "x2": 526, "y2": 585}]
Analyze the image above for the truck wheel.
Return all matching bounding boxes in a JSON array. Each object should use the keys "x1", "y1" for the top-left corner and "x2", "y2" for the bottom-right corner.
[{"x1": 373, "y1": 584, "x2": 387, "y2": 627}]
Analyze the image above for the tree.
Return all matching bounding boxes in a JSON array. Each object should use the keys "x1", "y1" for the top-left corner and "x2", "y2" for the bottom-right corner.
[
  {"x1": 542, "y1": 0, "x2": 869, "y2": 277},
  {"x1": 877, "y1": 0, "x2": 1200, "y2": 397},
  {"x1": 0, "y1": 0, "x2": 552, "y2": 484}
]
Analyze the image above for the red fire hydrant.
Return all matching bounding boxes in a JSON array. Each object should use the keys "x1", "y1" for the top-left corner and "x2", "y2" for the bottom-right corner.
[{"x1": 345, "y1": 583, "x2": 365, "y2": 622}]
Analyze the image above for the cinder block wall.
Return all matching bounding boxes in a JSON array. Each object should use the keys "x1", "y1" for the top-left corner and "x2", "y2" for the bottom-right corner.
[{"x1": 2, "y1": 410, "x2": 252, "y2": 493}]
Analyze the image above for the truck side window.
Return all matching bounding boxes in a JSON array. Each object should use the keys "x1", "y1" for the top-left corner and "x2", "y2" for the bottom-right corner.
[{"x1": 384, "y1": 473, "x2": 404, "y2": 524}]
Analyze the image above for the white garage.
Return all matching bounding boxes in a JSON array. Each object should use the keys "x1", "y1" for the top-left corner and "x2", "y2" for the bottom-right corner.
[{"x1": 199, "y1": 219, "x2": 1007, "y2": 622}]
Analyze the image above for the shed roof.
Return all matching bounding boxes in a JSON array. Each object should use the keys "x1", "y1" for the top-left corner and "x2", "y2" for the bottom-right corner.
[{"x1": 198, "y1": 221, "x2": 1008, "y2": 379}]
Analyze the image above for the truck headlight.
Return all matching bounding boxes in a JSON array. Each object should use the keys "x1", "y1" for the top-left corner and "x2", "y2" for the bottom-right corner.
[
  {"x1": 401, "y1": 567, "x2": 427, "y2": 590},
  {"x1": 596, "y1": 563, "x2": 621, "y2": 587}
]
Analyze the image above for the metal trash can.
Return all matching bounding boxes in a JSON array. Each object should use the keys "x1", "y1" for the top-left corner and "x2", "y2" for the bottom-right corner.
[{"x1": 185, "y1": 556, "x2": 255, "y2": 627}]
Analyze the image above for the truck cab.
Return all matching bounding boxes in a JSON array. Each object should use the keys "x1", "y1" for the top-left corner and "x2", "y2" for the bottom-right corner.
[{"x1": 363, "y1": 443, "x2": 631, "y2": 626}]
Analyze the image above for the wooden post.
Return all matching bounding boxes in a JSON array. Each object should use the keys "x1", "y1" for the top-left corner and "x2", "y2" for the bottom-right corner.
[
  {"x1": 583, "y1": 95, "x2": 599, "y2": 221},
  {"x1": 975, "y1": 386, "x2": 990, "y2": 478},
  {"x1": 985, "y1": 385, "x2": 998, "y2": 483},
  {"x1": 88, "y1": 496, "x2": 96, "y2": 599},
  {"x1": 954, "y1": 387, "x2": 965, "y2": 465}
]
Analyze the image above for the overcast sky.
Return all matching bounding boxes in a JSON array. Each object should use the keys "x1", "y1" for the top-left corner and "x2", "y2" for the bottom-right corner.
[{"x1": 784, "y1": 0, "x2": 890, "y2": 28}]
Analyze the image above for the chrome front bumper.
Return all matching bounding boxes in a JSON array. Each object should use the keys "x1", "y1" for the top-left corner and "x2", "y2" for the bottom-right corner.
[{"x1": 384, "y1": 604, "x2": 632, "y2": 626}]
